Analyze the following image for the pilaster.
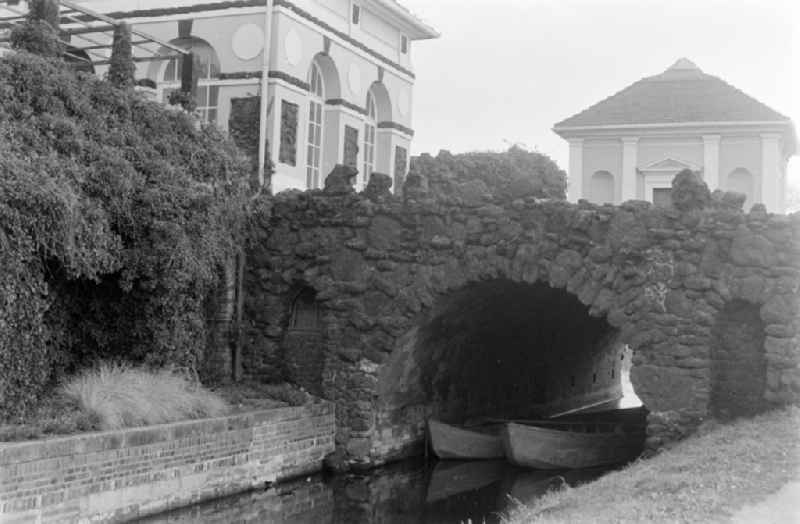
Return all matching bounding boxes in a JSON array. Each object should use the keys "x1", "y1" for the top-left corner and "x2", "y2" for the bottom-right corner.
[
  {"x1": 567, "y1": 138, "x2": 584, "y2": 202},
  {"x1": 621, "y1": 137, "x2": 639, "y2": 202},
  {"x1": 702, "y1": 134, "x2": 721, "y2": 191},
  {"x1": 760, "y1": 133, "x2": 783, "y2": 213}
]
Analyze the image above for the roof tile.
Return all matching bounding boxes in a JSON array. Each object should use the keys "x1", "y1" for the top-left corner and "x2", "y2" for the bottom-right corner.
[{"x1": 554, "y1": 59, "x2": 789, "y2": 129}]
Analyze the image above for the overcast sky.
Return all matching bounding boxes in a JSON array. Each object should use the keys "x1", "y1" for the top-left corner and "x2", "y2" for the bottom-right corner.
[{"x1": 401, "y1": 0, "x2": 799, "y2": 189}]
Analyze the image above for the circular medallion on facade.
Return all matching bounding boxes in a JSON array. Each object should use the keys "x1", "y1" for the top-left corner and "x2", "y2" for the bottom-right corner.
[
  {"x1": 232, "y1": 23, "x2": 264, "y2": 61},
  {"x1": 348, "y1": 64, "x2": 362, "y2": 97},
  {"x1": 284, "y1": 29, "x2": 303, "y2": 66},
  {"x1": 397, "y1": 90, "x2": 410, "y2": 117}
]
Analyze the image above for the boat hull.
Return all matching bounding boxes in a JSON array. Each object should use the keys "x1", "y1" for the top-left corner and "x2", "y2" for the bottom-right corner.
[
  {"x1": 428, "y1": 419, "x2": 504, "y2": 460},
  {"x1": 502, "y1": 422, "x2": 643, "y2": 469}
]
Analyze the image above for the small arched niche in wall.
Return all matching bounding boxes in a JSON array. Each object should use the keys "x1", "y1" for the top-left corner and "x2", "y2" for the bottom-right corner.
[
  {"x1": 289, "y1": 288, "x2": 320, "y2": 332},
  {"x1": 283, "y1": 287, "x2": 324, "y2": 396},
  {"x1": 727, "y1": 168, "x2": 754, "y2": 210},
  {"x1": 590, "y1": 170, "x2": 615, "y2": 204},
  {"x1": 710, "y1": 300, "x2": 767, "y2": 420}
]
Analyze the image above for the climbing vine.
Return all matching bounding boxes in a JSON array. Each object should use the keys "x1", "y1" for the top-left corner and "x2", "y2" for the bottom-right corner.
[{"x1": 0, "y1": 50, "x2": 251, "y2": 418}]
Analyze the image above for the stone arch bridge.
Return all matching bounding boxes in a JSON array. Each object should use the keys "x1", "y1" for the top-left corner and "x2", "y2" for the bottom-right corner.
[{"x1": 242, "y1": 172, "x2": 800, "y2": 467}]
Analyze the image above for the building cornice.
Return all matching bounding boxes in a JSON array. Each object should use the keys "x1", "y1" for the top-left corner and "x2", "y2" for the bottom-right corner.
[
  {"x1": 217, "y1": 70, "x2": 310, "y2": 91},
  {"x1": 377, "y1": 121, "x2": 414, "y2": 137},
  {"x1": 326, "y1": 98, "x2": 367, "y2": 116},
  {"x1": 275, "y1": 0, "x2": 416, "y2": 80},
  {"x1": 554, "y1": 120, "x2": 794, "y2": 134},
  {"x1": 85, "y1": 0, "x2": 417, "y2": 81},
  {"x1": 553, "y1": 119, "x2": 797, "y2": 156},
  {"x1": 368, "y1": 0, "x2": 440, "y2": 40}
]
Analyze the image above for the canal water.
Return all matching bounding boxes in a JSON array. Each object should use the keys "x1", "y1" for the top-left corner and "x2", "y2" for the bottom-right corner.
[{"x1": 139, "y1": 458, "x2": 613, "y2": 524}]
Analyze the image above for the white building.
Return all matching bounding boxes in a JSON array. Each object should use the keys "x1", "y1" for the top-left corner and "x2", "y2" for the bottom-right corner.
[
  {"x1": 81, "y1": 0, "x2": 438, "y2": 193},
  {"x1": 554, "y1": 59, "x2": 797, "y2": 212}
]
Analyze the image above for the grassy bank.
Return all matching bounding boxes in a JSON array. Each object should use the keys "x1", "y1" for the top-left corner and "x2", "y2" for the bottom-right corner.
[
  {"x1": 505, "y1": 406, "x2": 799, "y2": 523},
  {"x1": 0, "y1": 363, "x2": 310, "y2": 442}
]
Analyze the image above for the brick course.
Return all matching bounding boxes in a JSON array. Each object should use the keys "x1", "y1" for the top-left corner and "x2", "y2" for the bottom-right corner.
[{"x1": 0, "y1": 402, "x2": 334, "y2": 523}]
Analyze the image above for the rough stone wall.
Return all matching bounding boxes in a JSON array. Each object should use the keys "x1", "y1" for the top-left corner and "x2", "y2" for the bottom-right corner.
[{"x1": 244, "y1": 172, "x2": 800, "y2": 466}]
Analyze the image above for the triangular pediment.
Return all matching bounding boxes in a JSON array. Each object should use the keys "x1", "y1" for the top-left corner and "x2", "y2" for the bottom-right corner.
[{"x1": 640, "y1": 157, "x2": 701, "y2": 172}]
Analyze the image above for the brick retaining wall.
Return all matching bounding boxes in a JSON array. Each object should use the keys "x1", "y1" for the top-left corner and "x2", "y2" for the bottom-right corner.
[{"x1": 0, "y1": 402, "x2": 335, "y2": 523}]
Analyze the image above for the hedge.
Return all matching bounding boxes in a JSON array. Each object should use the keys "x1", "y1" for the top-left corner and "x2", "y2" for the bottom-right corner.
[{"x1": 0, "y1": 50, "x2": 251, "y2": 418}]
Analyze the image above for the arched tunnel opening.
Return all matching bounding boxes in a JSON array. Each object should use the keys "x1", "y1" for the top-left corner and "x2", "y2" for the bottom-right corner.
[{"x1": 377, "y1": 279, "x2": 644, "y2": 454}]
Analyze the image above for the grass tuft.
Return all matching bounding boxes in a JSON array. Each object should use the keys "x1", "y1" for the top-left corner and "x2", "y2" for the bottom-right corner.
[{"x1": 61, "y1": 362, "x2": 229, "y2": 430}]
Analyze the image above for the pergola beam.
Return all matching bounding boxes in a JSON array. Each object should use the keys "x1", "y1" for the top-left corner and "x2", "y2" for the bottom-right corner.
[
  {"x1": 91, "y1": 53, "x2": 179, "y2": 66},
  {"x1": 60, "y1": 0, "x2": 188, "y2": 56},
  {"x1": 0, "y1": 0, "x2": 190, "y2": 67}
]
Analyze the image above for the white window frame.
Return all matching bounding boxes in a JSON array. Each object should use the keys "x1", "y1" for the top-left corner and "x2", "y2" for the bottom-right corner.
[
  {"x1": 306, "y1": 61, "x2": 325, "y2": 189},
  {"x1": 363, "y1": 90, "x2": 377, "y2": 184},
  {"x1": 159, "y1": 44, "x2": 221, "y2": 124}
]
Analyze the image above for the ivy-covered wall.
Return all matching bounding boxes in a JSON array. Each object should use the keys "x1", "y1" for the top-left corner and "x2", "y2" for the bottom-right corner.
[{"x1": 0, "y1": 49, "x2": 252, "y2": 418}]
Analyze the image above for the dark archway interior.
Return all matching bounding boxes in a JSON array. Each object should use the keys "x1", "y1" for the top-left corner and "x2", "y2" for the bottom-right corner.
[
  {"x1": 282, "y1": 287, "x2": 324, "y2": 396},
  {"x1": 710, "y1": 300, "x2": 767, "y2": 419},
  {"x1": 379, "y1": 280, "x2": 625, "y2": 425}
]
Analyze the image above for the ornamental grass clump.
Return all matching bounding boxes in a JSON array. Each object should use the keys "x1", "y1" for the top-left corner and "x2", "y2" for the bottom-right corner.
[{"x1": 61, "y1": 362, "x2": 229, "y2": 430}]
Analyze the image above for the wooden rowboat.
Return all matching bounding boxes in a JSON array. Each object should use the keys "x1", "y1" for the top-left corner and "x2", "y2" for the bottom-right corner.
[
  {"x1": 502, "y1": 421, "x2": 643, "y2": 469},
  {"x1": 427, "y1": 419, "x2": 504, "y2": 460}
]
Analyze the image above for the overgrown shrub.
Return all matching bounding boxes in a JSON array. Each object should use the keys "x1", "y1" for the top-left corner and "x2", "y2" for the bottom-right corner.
[
  {"x1": 410, "y1": 146, "x2": 567, "y2": 203},
  {"x1": 107, "y1": 23, "x2": 135, "y2": 88},
  {"x1": 61, "y1": 362, "x2": 228, "y2": 430},
  {"x1": 0, "y1": 50, "x2": 251, "y2": 418},
  {"x1": 9, "y1": 0, "x2": 62, "y2": 58}
]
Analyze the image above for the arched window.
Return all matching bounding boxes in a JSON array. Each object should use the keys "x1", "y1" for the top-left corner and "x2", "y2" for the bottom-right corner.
[
  {"x1": 161, "y1": 38, "x2": 221, "y2": 123},
  {"x1": 363, "y1": 89, "x2": 377, "y2": 184},
  {"x1": 727, "y1": 167, "x2": 754, "y2": 208},
  {"x1": 590, "y1": 170, "x2": 615, "y2": 204},
  {"x1": 306, "y1": 61, "x2": 325, "y2": 189}
]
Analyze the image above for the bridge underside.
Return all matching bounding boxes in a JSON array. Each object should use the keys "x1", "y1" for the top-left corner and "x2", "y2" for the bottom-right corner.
[{"x1": 374, "y1": 279, "x2": 625, "y2": 454}]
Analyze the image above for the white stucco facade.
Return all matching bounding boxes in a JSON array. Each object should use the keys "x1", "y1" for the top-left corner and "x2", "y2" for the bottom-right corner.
[
  {"x1": 561, "y1": 127, "x2": 792, "y2": 212},
  {"x1": 83, "y1": 0, "x2": 437, "y2": 193},
  {"x1": 554, "y1": 60, "x2": 796, "y2": 213}
]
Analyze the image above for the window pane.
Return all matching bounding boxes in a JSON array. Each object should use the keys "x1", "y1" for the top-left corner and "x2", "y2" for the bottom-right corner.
[
  {"x1": 315, "y1": 125, "x2": 321, "y2": 144},
  {"x1": 207, "y1": 109, "x2": 217, "y2": 123},
  {"x1": 209, "y1": 85, "x2": 219, "y2": 104},
  {"x1": 316, "y1": 103, "x2": 322, "y2": 121}
]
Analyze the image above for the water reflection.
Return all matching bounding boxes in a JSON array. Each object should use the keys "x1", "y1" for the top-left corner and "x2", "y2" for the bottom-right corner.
[{"x1": 139, "y1": 459, "x2": 611, "y2": 524}]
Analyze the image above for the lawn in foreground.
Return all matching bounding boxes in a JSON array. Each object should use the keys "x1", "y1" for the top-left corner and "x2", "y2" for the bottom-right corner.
[{"x1": 504, "y1": 406, "x2": 799, "y2": 523}]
